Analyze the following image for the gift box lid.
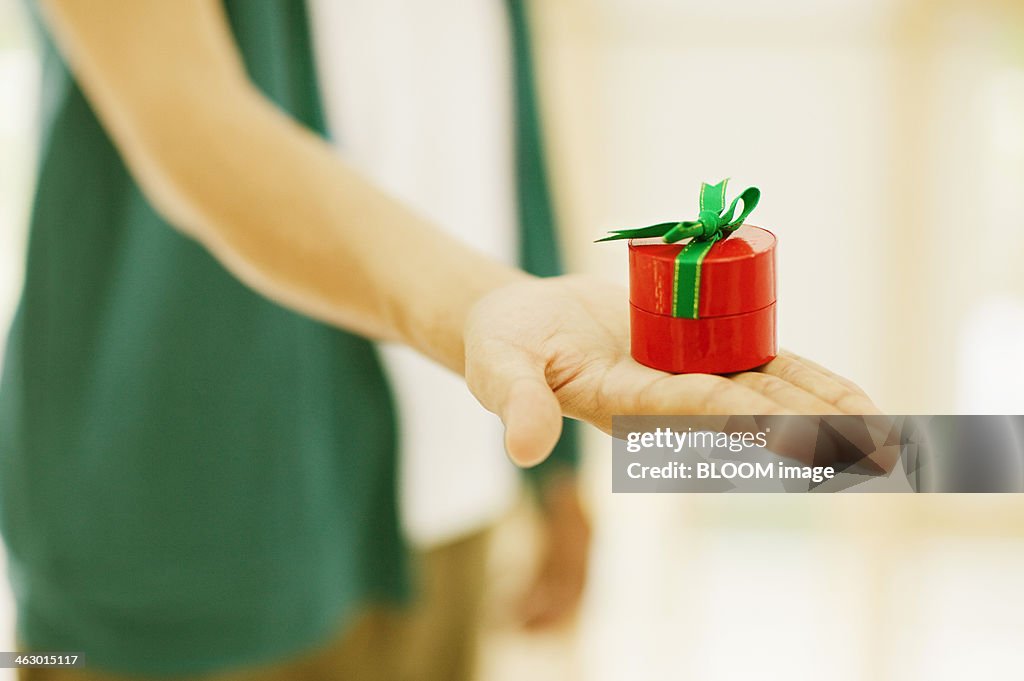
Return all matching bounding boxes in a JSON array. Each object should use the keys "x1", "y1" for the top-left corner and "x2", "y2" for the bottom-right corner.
[{"x1": 629, "y1": 224, "x2": 776, "y2": 318}]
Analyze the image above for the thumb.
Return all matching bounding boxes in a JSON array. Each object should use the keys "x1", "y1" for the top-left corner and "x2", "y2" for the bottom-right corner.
[{"x1": 465, "y1": 342, "x2": 563, "y2": 467}]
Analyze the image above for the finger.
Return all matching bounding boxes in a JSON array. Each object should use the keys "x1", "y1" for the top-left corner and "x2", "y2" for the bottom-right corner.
[
  {"x1": 756, "y1": 354, "x2": 895, "y2": 469},
  {"x1": 628, "y1": 370, "x2": 792, "y2": 416},
  {"x1": 503, "y1": 378, "x2": 563, "y2": 467},
  {"x1": 758, "y1": 353, "x2": 881, "y2": 415},
  {"x1": 730, "y1": 372, "x2": 844, "y2": 415},
  {"x1": 777, "y1": 350, "x2": 870, "y2": 396},
  {"x1": 465, "y1": 340, "x2": 562, "y2": 467}
]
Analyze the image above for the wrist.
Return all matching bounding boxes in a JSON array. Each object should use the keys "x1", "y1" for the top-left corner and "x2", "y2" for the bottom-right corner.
[{"x1": 387, "y1": 247, "x2": 530, "y2": 375}]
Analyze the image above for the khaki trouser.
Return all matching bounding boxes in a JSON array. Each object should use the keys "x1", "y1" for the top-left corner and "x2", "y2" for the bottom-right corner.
[{"x1": 21, "y1": 530, "x2": 490, "y2": 681}]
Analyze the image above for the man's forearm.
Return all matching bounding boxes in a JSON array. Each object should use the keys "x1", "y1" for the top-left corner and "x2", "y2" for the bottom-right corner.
[
  {"x1": 137, "y1": 86, "x2": 528, "y2": 374},
  {"x1": 40, "y1": 0, "x2": 528, "y2": 374}
]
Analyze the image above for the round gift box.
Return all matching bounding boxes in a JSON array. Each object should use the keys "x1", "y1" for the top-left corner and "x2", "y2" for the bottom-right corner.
[{"x1": 628, "y1": 224, "x2": 777, "y2": 374}]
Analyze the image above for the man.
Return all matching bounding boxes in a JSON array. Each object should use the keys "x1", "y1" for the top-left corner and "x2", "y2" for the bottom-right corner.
[{"x1": 0, "y1": 0, "x2": 878, "y2": 678}]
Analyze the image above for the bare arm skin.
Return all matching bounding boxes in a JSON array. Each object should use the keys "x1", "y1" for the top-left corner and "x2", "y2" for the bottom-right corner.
[
  {"x1": 39, "y1": 0, "x2": 521, "y2": 375},
  {"x1": 39, "y1": 0, "x2": 883, "y2": 467}
]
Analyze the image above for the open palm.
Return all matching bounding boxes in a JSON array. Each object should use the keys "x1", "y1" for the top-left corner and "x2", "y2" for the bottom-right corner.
[{"x1": 464, "y1": 274, "x2": 880, "y2": 466}]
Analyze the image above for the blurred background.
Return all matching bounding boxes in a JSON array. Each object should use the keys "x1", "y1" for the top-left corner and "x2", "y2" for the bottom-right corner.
[{"x1": 2, "y1": 0, "x2": 1024, "y2": 679}]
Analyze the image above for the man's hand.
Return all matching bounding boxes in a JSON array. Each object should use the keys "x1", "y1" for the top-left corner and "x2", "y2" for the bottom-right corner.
[
  {"x1": 465, "y1": 274, "x2": 880, "y2": 467},
  {"x1": 519, "y1": 475, "x2": 591, "y2": 629}
]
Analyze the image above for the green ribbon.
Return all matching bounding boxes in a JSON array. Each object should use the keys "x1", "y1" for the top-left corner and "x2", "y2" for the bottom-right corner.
[{"x1": 598, "y1": 179, "x2": 760, "y2": 318}]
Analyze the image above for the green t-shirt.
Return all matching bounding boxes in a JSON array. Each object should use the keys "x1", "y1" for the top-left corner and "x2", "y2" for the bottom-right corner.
[{"x1": 0, "y1": 0, "x2": 575, "y2": 675}]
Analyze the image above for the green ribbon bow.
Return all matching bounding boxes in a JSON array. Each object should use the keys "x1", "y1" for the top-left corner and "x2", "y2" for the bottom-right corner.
[{"x1": 598, "y1": 179, "x2": 760, "y2": 318}]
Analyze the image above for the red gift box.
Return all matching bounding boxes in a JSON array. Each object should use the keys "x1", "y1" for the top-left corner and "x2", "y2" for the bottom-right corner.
[{"x1": 628, "y1": 224, "x2": 777, "y2": 374}]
